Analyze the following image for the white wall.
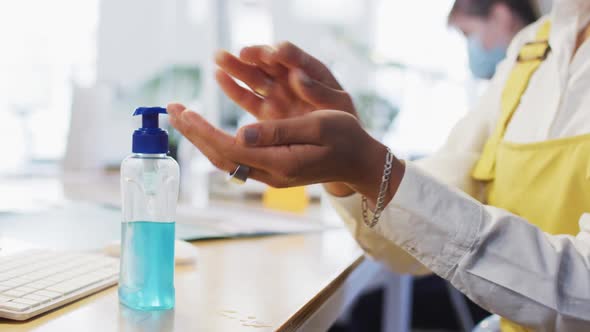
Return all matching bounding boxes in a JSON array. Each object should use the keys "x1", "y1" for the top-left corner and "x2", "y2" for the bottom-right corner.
[{"x1": 97, "y1": 0, "x2": 212, "y2": 87}]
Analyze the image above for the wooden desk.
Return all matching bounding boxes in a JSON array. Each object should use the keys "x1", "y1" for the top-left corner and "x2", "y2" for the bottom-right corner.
[
  {"x1": 0, "y1": 230, "x2": 366, "y2": 331},
  {"x1": 0, "y1": 175, "x2": 401, "y2": 331}
]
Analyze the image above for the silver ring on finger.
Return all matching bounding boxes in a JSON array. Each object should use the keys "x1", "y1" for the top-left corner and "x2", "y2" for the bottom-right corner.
[{"x1": 227, "y1": 164, "x2": 251, "y2": 185}]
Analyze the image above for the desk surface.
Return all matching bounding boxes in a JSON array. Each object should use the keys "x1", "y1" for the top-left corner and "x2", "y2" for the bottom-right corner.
[
  {"x1": 0, "y1": 231, "x2": 362, "y2": 332},
  {"x1": 0, "y1": 176, "x2": 364, "y2": 331}
]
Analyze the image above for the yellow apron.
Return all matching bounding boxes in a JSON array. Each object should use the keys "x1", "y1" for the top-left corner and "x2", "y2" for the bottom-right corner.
[{"x1": 472, "y1": 21, "x2": 590, "y2": 331}]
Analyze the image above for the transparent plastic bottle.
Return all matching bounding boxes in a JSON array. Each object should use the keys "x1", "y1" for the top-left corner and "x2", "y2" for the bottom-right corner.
[{"x1": 119, "y1": 107, "x2": 179, "y2": 311}]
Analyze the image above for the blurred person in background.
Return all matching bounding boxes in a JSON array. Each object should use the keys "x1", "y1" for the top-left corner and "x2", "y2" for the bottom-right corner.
[{"x1": 449, "y1": 0, "x2": 540, "y2": 79}]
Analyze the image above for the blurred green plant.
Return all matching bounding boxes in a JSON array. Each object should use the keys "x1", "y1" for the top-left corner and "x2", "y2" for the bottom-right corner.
[
  {"x1": 328, "y1": 27, "x2": 403, "y2": 134},
  {"x1": 137, "y1": 64, "x2": 202, "y2": 105},
  {"x1": 354, "y1": 91, "x2": 399, "y2": 135}
]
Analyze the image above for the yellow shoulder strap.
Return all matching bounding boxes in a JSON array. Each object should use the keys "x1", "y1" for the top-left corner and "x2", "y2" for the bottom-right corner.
[{"x1": 472, "y1": 21, "x2": 552, "y2": 181}]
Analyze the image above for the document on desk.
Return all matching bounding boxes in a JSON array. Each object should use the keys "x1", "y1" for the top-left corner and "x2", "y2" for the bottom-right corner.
[
  {"x1": 176, "y1": 204, "x2": 335, "y2": 238},
  {"x1": 0, "y1": 202, "x2": 338, "y2": 251}
]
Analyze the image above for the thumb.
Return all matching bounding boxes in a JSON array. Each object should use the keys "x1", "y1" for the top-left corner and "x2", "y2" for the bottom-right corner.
[
  {"x1": 237, "y1": 114, "x2": 322, "y2": 147},
  {"x1": 289, "y1": 69, "x2": 354, "y2": 112}
]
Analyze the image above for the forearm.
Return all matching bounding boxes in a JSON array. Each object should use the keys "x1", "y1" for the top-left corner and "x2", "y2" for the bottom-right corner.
[
  {"x1": 328, "y1": 192, "x2": 431, "y2": 275},
  {"x1": 375, "y1": 164, "x2": 590, "y2": 329}
]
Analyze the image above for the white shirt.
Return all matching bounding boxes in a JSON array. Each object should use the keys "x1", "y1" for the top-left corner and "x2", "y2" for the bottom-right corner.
[{"x1": 330, "y1": 1, "x2": 590, "y2": 330}]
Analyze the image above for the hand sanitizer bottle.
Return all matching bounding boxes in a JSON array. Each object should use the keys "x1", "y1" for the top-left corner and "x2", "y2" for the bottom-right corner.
[{"x1": 119, "y1": 107, "x2": 179, "y2": 310}]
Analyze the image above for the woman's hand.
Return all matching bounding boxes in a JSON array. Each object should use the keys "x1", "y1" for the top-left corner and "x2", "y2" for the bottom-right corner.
[
  {"x1": 215, "y1": 41, "x2": 358, "y2": 196},
  {"x1": 167, "y1": 104, "x2": 405, "y2": 206},
  {"x1": 215, "y1": 41, "x2": 357, "y2": 120}
]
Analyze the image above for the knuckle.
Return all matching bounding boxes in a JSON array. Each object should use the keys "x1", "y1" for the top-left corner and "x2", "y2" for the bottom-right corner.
[
  {"x1": 272, "y1": 126, "x2": 285, "y2": 145},
  {"x1": 278, "y1": 41, "x2": 296, "y2": 54},
  {"x1": 239, "y1": 46, "x2": 251, "y2": 59},
  {"x1": 341, "y1": 92, "x2": 354, "y2": 107},
  {"x1": 315, "y1": 116, "x2": 330, "y2": 141},
  {"x1": 208, "y1": 156, "x2": 228, "y2": 171},
  {"x1": 169, "y1": 116, "x2": 183, "y2": 131},
  {"x1": 278, "y1": 162, "x2": 300, "y2": 185},
  {"x1": 281, "y1": 166, "x2": 298, "y2": 180},
  {"x1": 278, "y1": 41, "x2": 306, "y2": 64},
  {"x1": 344, "y1": 94, "x2": 357, "y2": 114},
  {"x1": 265, "y1": 85, "x2": 281, "y2": 101}
]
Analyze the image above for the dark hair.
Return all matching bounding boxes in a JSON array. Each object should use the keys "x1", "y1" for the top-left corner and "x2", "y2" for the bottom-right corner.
[{"x1": 449, "y1": 0, "x2": 539, "y2": 25}]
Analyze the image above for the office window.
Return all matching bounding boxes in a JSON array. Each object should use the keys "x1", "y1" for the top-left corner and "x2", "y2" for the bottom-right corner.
[{"x1": 0, "y1": 0, "x2": 98, "y2": 172}]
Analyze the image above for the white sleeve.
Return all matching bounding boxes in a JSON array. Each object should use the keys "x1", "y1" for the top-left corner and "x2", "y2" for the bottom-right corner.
[
  {"x1": 329, "y1": 193, "x2": 432, "y2": 275},
  {"x1": 373, "y1": 164, "x2": 590, "y2": 330}
]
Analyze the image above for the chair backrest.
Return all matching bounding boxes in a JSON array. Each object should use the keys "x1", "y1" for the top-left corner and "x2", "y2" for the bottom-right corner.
[{"x1": 445, "y1": 281, "x2": 475, "y2": 331}]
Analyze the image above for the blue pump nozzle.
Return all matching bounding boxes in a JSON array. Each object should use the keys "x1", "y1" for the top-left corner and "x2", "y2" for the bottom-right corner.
[{"x1": 132, "y1": 107, "x2": 169, "y2": 154}]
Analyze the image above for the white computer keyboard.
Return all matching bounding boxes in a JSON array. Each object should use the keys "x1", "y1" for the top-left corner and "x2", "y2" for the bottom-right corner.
[{"x1": 0, "y1": 250, "x2": 119, "y2": 320}]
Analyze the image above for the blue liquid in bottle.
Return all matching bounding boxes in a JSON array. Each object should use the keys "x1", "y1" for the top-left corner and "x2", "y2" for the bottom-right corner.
[{"x1": 119, "y1": 221, "x2": 175, "y2": 310}]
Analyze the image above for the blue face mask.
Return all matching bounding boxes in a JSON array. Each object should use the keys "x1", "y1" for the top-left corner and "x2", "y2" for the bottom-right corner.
[{"x1": 467, "y1": 36, "x2": 507, "y2": 79}]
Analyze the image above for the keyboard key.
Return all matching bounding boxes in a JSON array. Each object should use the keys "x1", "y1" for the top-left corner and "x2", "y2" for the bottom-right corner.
[
  {"x1": 23, "y1": 294, "x2": 51, "y2": 304},
  {"x1": 46, "y1": 277, "x2": 97, "y2": 295},
  {"x1": 94, "y1": 270, "x2": 117, "y2": 280},
  {"x1": 0, "y1": 278, "x2": 28, "y2": 287},
  {"x1": 3, "y1": 289, "x2": 27, "y2": 298},
  {"x1": 12, "y1": 298, "x2": 41, "y2": 307},
  {"x1": 0, "y1": 263, "x2": 22, "y2": 273},
  {"x1": 88, "y1": 271, "x2": 108, "y2": 281},
  {"x1": 33, "y1": 290, "x2": 62, "y2": 300},
  {"x1": 0, "y1": 301, "x2": 31, "y2": 312},
  {"x1": 24, "y1": 271, "x2": 51, "y2": 280},
  {"x1": 26, "y1": 280, "x2": 53, "y2": 289},
  {"x1": 0, "y1": 295, "x2": 13, "y2": 303},
  {"x1": 0, "y1": 250, "x2": 119, "y2": 320},
  {"x1": 45, "y1": 273, "x2": 71, "y2": 283},
  {"x1": 12, "y1": 287, "x2": 36, "y2": 295}
]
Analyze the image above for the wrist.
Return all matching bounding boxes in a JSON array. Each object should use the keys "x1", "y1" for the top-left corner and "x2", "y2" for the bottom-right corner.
[
  {"x1": 350, "y1": 140, "x2": 405, "y2": 207},
  {"x1": 324, "y1": 182, "x2": 356, "y2": 197}
]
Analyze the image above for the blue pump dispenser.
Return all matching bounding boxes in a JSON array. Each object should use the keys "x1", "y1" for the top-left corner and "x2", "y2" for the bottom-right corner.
[{"x1": 132, "y1": 107, "x2": 169, "y2": 154}]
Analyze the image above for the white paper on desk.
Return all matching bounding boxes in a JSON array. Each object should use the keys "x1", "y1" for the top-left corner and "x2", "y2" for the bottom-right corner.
[
  {"x1": 0, "y1": 202, "x2": 339, "y2": 251},
  {"x1": 176, "y1": 204, "x2": 337, "y2": 237}
]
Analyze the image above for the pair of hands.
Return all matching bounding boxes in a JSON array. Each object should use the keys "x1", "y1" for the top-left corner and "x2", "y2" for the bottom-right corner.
[{"x1": 168, "y1": 42, "x2": 404, "y2": 205}]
